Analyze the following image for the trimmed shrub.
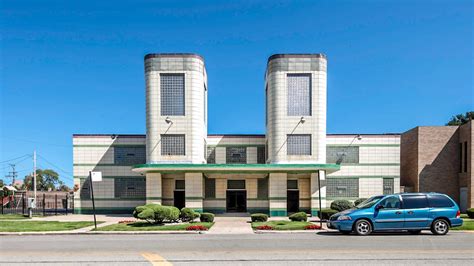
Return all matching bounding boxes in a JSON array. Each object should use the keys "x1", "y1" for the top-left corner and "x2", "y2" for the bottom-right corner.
[
  {"x1": 330, "y1": 200, "x2": 354, "y2": 212},
  {"x1": 251, "y1": 213, "x2": 268, "y2": 222},
  {"x1": 467, "y1": 208, "x2": 474, "y2": 219},
  {"x1": 133, "y1": 204, "x2": 180, "y2": 224},
  {"x1": 180, "y1": 208, "x2": 200, "y2": 222},
  {"x1": 168, "y1": 206, "x2": 181, "y2": 222},
  {"x1": 354, "y1": 198, "x2": 368, "y2": 206},
  {"x1": 200, "y1": 213, "x2": 215, "y2": 222},
  {"x1": 289, "y1": 212, "x2": 308, "y2": 222},
  {"x1": 318, "y1": 208, "x2": 339, "y2": 220}
]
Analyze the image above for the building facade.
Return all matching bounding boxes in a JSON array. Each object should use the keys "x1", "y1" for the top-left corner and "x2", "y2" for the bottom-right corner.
[
  {"x1": 401, "y1": 121, "x2": 473, "y2": 212},
  {"x1": 73, "y1": 53, "x2": 401, "y2": 216}
]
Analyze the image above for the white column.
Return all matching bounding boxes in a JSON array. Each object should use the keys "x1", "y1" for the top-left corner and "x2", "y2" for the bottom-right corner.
[
  {"x1": 185, "y1": 172, "x2": 203, "y2": 212},
  {"x1": 269, "y1": 173, "x2": 287, "y2": 216},
  {"x1": 146, "y1": 173, "x2": 162, "y2": 204},
  {"x1": 311, "y1": 170, "x2": 326, "y2": 216}
]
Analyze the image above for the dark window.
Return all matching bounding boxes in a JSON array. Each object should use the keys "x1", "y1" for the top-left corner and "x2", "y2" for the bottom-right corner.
[
  {"x1": 402, "y1": 195, "x2": 429, "y2": 209},
  {"x1": 459, "y1": 143, "x2": 463, "y2": 173},
  {"x1": 161, "y1": 134, "x2": 185, "y2": 156},
  {"x1": 287, "y1": 180, "x2": 298, "y2": 190},
  {"x1": 227, "y1": 180, "x2": 245, "y2": 190},
  {"x1": 327, "y1": 178, "x2": 359, "y2": 198},
  {"x1": 379, "y1": 196, "x2": 401, "y2": 209},
  {"x1": 226, "y1": 147, "x2": 247, "y2": 164},
  {"x1": 114, "y1": 177, "x2": 146, "y2": 199},
  {"x1": 287, "y1": 134, "x2": 311, "y2": 155},
  {"x1": 326, "y1": 146, "x2": 359, "y2": 164},
  {"x1": 383, "y1": 178, "x2": 394, "y2": 195},
  {"x1": 287, "y1": 74, "x2": 311, "y2": 116},
  {"x1": 160, "y1": 74, "x2": 185, "y2": 116},
  {"x1": 464, "y1": 142, "x2": 468, "y2": 173},
  {"x1": 114, "y1": 146, "x2": 146, "y2": 165},
  {"x1": 257, "y1": 147, "x2": 266, "y2": 164},
  {"x1": 257, "y1": 178, "x2": 268, "y2": 199},
  {"x1": 175, "y1": 180, "x2": 185, "y2": 190},
  {"x1": 207, "y1": 147, "x2": 216, "y2": 164},
  {"x1": 205, "y1": 178, "x2": 215, "y2": 199},
  {"x1": 80, "y1": 179, "x2": 90, "y2": 199},
  {"x1": 428, "y1": 194, "x2": 454, "y2": 207}
]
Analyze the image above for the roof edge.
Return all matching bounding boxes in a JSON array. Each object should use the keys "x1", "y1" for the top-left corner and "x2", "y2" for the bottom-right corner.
[{"x1": 144, "y1": 53, "x2": 204, "y2": 61}]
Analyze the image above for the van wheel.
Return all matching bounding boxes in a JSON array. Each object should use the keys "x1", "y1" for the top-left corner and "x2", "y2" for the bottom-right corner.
[
  {"x1": 354, "y1": 219, "x2": 372, "y2": 236},
  {"x1": 408, "y1": 230, "x2": 422, "y2": 235},
  {"x1": 340, "y1": 230, "x2": 351, "y2": 235},
  {"x1": 431, "y1": 219, "x2": 449, "y2": 235}
]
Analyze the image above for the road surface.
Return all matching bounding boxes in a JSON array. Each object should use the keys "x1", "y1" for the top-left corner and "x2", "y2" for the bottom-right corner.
[{"x1": 1, "y1": 231, "x2": 473, "y2": 265}]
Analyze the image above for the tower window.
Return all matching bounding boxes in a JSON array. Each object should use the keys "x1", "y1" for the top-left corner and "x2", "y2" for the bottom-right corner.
[
  {"x1": 161, "y1": 134, "x2": 185, "y2": 156},
  {"x1": 287, "y1": 74, "x2": 311, "y2": 116},
  {"x1": 287, "y1": 134, "x2": 311, "y2": 155},
  {"x1": 160, "y1": 74, "x2": 185, "y2": 116}
]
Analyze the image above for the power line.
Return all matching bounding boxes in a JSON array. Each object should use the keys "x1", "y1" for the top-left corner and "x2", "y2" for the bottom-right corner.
[
  {"x1": 37, "y1": 154, "x2": 72, "y2": 176},
  {"x1": 0, "y1": 154, "x2": 31, "y2": 164},
  {"x1": 0, "y1": 136, "x2": 70, "y2": 148}
]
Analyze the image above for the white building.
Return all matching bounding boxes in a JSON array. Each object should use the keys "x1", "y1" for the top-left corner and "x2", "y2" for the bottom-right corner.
[{"x1": 73, "y1": 53, "x2": 400, "y2": 216}]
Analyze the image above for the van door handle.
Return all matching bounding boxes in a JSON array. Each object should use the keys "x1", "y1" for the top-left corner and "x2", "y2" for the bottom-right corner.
[
  {"x1": 395, "y1": 211, "x2": 402, "y2": 215},
  {"x1": 407, "y1": 211, "x2": 414, "y2": 214}
]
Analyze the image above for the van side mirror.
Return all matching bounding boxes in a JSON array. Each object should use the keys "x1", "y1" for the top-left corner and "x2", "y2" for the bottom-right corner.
[{"x1": 375, "y1": 204, "x2": 384, "y2": 210}]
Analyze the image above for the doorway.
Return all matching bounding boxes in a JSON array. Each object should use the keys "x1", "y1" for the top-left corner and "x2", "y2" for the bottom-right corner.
[
  {"x1": 287, "y1": 190, "x2": 300, "y2": 213},
  {"x1": 226, "y1": 190, "x2": 247, "y2": 212},
  {"x1": 174, "y1": 190, "x2": 185, "y2": 210}
]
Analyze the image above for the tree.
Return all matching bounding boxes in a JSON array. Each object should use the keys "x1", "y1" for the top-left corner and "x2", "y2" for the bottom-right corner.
[
  {"x1": 446, "y1": 111, "x2": 474, "y2": 126},
  {"x1": 23, "y1": 169, "x2": 62, "y2": 191},
  {"x1": 0, "y1": 179, "x2": 3, "y2": 188}
]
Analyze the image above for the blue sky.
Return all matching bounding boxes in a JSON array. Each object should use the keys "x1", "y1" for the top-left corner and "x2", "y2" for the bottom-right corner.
[{"x1": 1, "y1": 0, "x2": 473, "y2": 186}]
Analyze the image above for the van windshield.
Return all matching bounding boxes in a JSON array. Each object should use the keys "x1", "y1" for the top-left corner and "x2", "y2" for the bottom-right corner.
[{"x1": 355, "y1": 196, "x2": 384, "y2": 209}]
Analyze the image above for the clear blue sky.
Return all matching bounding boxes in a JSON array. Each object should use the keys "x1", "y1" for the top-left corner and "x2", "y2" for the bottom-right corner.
[{"x1": 1, "y1": 0, "x2": 473, "y2": 186}]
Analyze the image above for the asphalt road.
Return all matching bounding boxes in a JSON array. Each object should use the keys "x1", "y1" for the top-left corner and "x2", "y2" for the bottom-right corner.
[{"x1": 1, "y1": 231, "x2": 473, "y2": 265}]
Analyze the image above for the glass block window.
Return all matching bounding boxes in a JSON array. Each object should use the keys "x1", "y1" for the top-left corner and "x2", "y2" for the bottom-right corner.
[
  {"x1": 287, "y1": 180, "x2": 298, "y2": 190},
  {"x1": 160, "y1": 73, "x2": 185, "y2": 116},
  {"x1": 257, "y1": 146, "x2": 265, "y2": 164},
  {"x1": 287, "y1": 74, "x2": 311, "y2": 116},
  {"x1": 161, "y1": 134, "x2": 185, "y2": 156},
  {"x1": 257, "y1": 178, "x2": 268, "y2": 199},
  {"x1": 326, "y1": 146, "x2": 359, "y2": 164},
  {"x1": 114, "y1": 177, "x2": 146, "y2": 199},
  {"x1": 226, "y1": 147, "x2": 247, "y2": 164},
  {"x1": 287, "y1": 134, "x2": 311, "y2": 155},
  {"x1": 207, "y1": 147, "x2": 216, "y2": 164},
  {"x1": 383, "y1": 178, "x2": 394, "y2": 195},
  {"x1": 327, "y1": 178, "x2": 359, "y2": 198},
  {"x1": 114, "y1": 146, "x2": 146, "y2": 165},
  {"x1": 205, "y1": 178, "x2": 215, "y2": 199},
  {"x1": 227, "y1": 180, "x2": 245, "y2": 190},
  {"x1": 175, "y1": 180, "x2": 185, "y2": 190},
  {"x1": 80, "y1": 179, "x2": 90, "y2": 199}
]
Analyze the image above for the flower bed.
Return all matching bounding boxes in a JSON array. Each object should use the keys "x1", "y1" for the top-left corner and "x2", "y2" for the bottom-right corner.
[
  {"x1": 304, "y1": 224, "x2": 322, "y2": 230},
  {"x1": 255, "y1": 225, "x2": 274, "y2": 230},
  {"x1": 186, "y1": 225, "x2": 208, "y2": 231}
]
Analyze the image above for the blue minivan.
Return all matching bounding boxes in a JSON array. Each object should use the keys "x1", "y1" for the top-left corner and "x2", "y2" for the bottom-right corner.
[{"x1": 327, "y1": 193, "x2": 463, "y2": 235}]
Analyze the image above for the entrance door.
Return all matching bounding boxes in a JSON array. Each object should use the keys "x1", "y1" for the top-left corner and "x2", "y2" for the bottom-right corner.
[
  {"x1": 226, "y1": 191, "x2": 247, "y2": 212},
  {"x1": 287, "y1": 190, "x2": 300, "y2": 213},
  {"x1": 174, "y1": 191, "x2": 185, "y2": 210}
]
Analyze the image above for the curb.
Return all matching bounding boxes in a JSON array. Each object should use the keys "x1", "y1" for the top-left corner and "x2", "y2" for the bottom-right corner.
[
  {"x1": 0, "y1": 230, "x2": 207, "y2": 236},
  {"x1": 254, "y1": 229, "x2": 329, "y2": 234}
]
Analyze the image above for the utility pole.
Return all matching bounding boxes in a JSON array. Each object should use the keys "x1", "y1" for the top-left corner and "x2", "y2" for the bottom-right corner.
[
  {"x1": 33, "y1": 150, "x2": 37, "y2": 204},
  {"x1": 5, "y1": 164, "x2": 17, "y2": 186}
]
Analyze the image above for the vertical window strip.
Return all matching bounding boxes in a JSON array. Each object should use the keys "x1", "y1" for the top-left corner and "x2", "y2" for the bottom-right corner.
[
  {"x1": 383, "y1": 178, "x2": 394, "y2": 195},
  {"x1": 207, "y1": 147, "x2": 216, "y2": 164},
  {"x1": 114, "y1": 146, "x2": 146, "y2": 165},
  {"x1": 226, "y1": 147, "x2": 247, "y2": 164},
  {"x1": 287, "y1": 134, "x2": 311, "y2": 155},
  {"x1": 205, "y1": 178, "x2": 216, "y2": 199},
  {"x1": 287, "y1": 74, "x2": 311, "y2": 116},
  {"x1": 327, "y1": 178, "x2": 359, "y2": 198},
  {"x1": 160, "y1": 74, "x2": 185, "y2": 116},
  {"x1": 161, "y1": 134, "x2": 185, "y2": 156},
  {"x1": 257, "y1": 178, "x2": 268, "y2": 199},
  {"x1": 114, "y1": 177, "x2": 146, "y2": 199},
  {"x1": 257, "y1": 146, "x2": 266, "y2": 164}
]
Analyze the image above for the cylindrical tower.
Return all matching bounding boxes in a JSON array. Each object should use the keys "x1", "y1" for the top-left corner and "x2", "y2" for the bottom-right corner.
[
  {"x1": 145, "y1": 53, "x2": 208, "y2": 164},
  {"x1": 265, "y1": 54, "x2": 327, "y2": 164}
]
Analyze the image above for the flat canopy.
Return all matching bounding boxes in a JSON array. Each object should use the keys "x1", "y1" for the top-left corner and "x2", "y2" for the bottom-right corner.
[{"x1": 132, "y1": 163, "x2": 340, "y2": 174}]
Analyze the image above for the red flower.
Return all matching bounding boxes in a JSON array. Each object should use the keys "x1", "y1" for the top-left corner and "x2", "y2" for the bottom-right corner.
[
  {"x1": 304, "y1": 224, "x2": 322, "y2": 230},
  {"x1": 186, "y1": 225, "x2": 208, "y2": 231},
  {"x1": 118, "y1": 220, "x2": 136, "y2": 224},
  {"x1": 256, "y1": 225, "x2": 274, "y2": 230}
]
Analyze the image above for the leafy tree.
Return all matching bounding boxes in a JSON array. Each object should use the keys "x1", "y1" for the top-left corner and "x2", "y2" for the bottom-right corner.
[
  {"x1": 23, "y1": 169, "x2": 62, "y2": 191},
  {"x1": 446, "y1": 111, "x2": 474, "y2": 126},
  {"x1": 0, "y1": 179, "x2": 3, "y2": 187}
]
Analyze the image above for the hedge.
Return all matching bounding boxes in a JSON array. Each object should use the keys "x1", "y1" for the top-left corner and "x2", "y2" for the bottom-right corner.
[
  {"x1": 180, "y1": 208, "x2": 200, "y2": 222},
  {"x1": 200, "y1": 213, "x2": 215, "y2": 223},
  {"x1": 330, "y1": 200, "x2": 354, "y2": 212},
  {"x1": 251, "y1": 213, "x2": 268, "y2": 222},
  {"x1": 132, "y1": 204, "x2": 180, "y2": 224},
  {"x1": 318, "y1": 208, "x2": 339, "y2": 220},
  {"x1": 289, "y1": 212, "x2": 307, "y2": 222},
  {"x1": 354, "y1": 198, "x2": 368, "y2": 206},
  {"x1": 467, "y1": 208, "x2": 474, "y2": 219}
]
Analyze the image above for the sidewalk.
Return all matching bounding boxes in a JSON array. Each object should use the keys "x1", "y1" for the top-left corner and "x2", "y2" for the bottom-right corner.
[{"x1": 207, "y1": 217, "x2": 254, "y2": 234}]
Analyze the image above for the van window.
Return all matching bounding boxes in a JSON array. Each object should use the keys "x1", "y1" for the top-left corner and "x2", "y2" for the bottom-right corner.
[
  {"x1": 428, "y1": 194, "x2": 454, "y2": 207},
  {"x1": 378, "y1": 196, "x2": 401, "y2": 209},
  {"x1": 402, "y1": 195, "x2": 429, "y2": 209}
]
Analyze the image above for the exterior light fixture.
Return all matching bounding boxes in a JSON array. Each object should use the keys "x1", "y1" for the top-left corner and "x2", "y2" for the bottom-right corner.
[
  {"x1": 165, "y1": 117, "x2": 173, "y2": 124},
  {"x1": 300, "y1": 117, "x2": 306, "y2": 124}
]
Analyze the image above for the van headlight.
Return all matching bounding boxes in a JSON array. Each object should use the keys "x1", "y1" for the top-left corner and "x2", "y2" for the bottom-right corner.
[{"x1": 337, "y1": 215, "x2": 352, "y2": 221}]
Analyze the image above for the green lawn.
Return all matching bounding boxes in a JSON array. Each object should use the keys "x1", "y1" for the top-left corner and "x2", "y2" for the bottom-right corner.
[
  {"x1": 452, "y1": 218, "x2": 474, "y2": 231},
  {"x1": 95, "y1": 222, "x2": 214, "y2": 231},
  {"x1": 0, "y1": 221, "x2": 100, "y2": 232},
  {"x1": 0, "y1": 214, "x2": 30, "y2": 220},
  {"x1": 252, "y1": 220, "x2": 315, "y2": 230}
]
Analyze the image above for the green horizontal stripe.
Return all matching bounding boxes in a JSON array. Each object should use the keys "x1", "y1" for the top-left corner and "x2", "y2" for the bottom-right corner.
[
  {"x1": 268, "y1": 197, "x2": 287, "y2": 200},
  {"x1": 207, "y1": 144, "x2": 265, "y2": 148},
  {"x1": 326, "y1": 176, "x2": 400, "y2": 179},
  {"x1": 339, "y1": 163, "x2": 400, "y2": 166},
  {"x1": 310, "y1": 197, "x2": 327, "y2": 200},
  {"x1": 75, "y1": 198, "x2": 145, "y2": 201},
  {"x1": 327, "y1": 144, "x2": 400, "y2": 147},
  {"x1": 145, "y1": 197, "x2": 162, "y2": 200},
  {"x1": 185, "y1": 197, "x2": 204, "y2": 200},
  {"x1": 76, "y1": 176, "x2": 144, "y2": 180}
]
